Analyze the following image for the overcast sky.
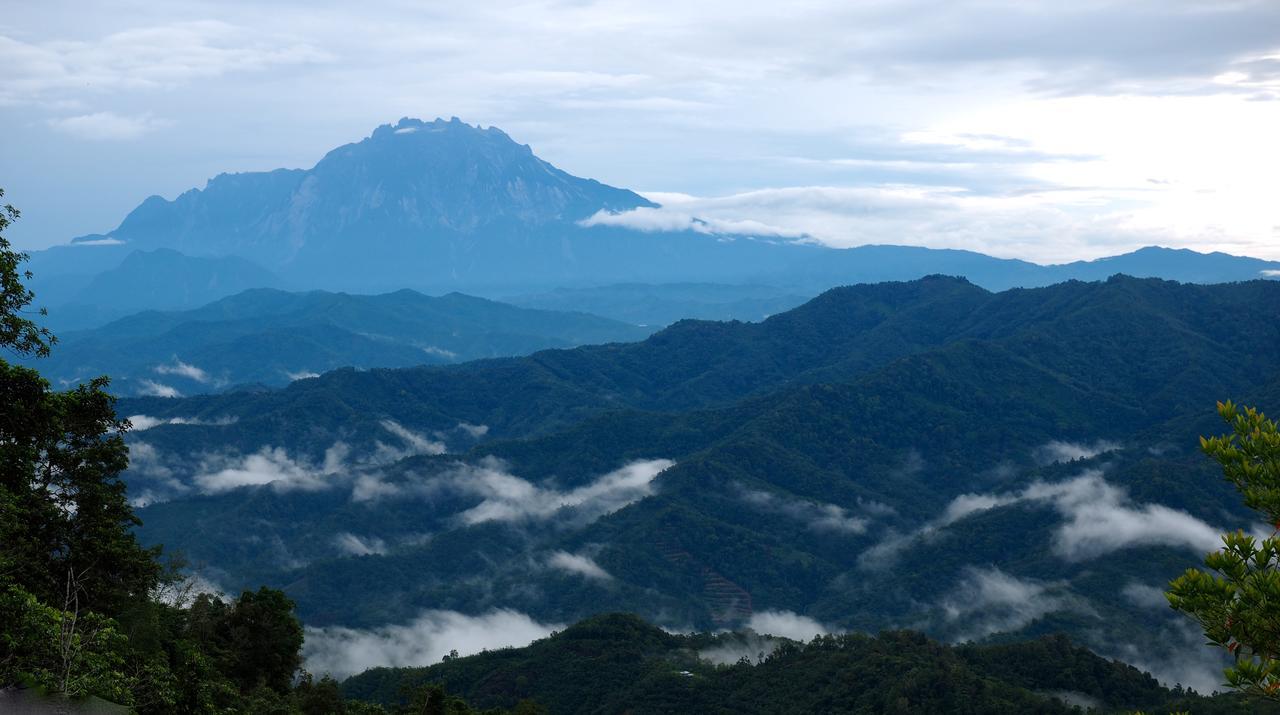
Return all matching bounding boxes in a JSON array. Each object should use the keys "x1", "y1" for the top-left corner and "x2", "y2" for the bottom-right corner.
[{"x1": 2, "y1": 0, "x2": 1278, "y2": 262}]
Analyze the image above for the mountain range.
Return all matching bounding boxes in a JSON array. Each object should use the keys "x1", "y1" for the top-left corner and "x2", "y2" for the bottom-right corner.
[
  {"x1": 21, "y1": 288, "x2": 651, "y2": 396},
  {"x1": 117, "y1": 275, "x2": 1280, "y2": 691},
  {"x1": 339, "y1": 613, "x2": 1268, "y2": 713},
  {"x1": 23, "y1": 117, "x2": 1280, "y2": 334}
]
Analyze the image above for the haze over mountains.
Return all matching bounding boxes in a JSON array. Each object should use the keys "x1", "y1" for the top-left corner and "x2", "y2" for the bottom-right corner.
[
  {"x1": 23, "y1": 288, "x2": 651, "y2": 395},
  {"x1": 24, "y1": 116, "x2": 1280, "y2": 334}
]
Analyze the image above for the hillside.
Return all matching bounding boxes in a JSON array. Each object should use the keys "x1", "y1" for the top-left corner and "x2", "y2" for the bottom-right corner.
[
  {"x1": 339, "y1": 613, "x2": 1272, "y2": 714},
  {"x1": 117, "y1": 276, "x2": 1280, "y2": 691},
  {"x1": 23, "y1": 288, "x2": 651, "y2": 395}
]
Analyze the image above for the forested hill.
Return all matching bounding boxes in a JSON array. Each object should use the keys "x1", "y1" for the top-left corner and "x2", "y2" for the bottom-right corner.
[
  {"x1": 123, "y1": 274, "x2": 1280, "y2": 458},
  {"x1": 117, "y1": 275, "x2": 1280, "y2": 693},
  {"x1": 341, "y1": 613, "x2": 1274, "y2": 714},
  {"x1": 22, "y1": 287, "x2": 652, "y2": 395}
]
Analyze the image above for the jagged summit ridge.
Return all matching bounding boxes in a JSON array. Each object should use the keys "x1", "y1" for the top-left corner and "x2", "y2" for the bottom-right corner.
[{"x1": 90, "y1": 117, "x2": 656, "y2": 285}]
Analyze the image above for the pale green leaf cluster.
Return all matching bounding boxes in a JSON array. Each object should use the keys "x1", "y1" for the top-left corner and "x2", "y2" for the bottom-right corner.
[{"x1": 1167, "y1": 401, "x2": 1280, "y2": 701}]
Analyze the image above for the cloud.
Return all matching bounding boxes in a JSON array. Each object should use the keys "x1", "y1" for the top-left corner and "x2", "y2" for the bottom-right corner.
[
  {"x1": 1121, "y1": 581, "x2": 1170, "y2": 611},
  {"x1": 941, "y1": 566, "x2": 1081, "y2": 641},
  {"x1": 583, "y1": 184, "x2": 1268, "y2": 264},
  {"x1": 285, "y1": 369, "x2": 320, "y2": 381},
  {"x1": 351, "y1": 472, "x2": 403, "y2": 503},
  {"x1": 348, "y1": 458, "x2": 674, "y2": 528},
  {"x1": 68, "y1": 237, "x2": 124, "y2": 246},
  {"x1": 580, "y1": 205, "x2": 805, "y2": 241},
  {"x1": 451, "y1": 458, "x2": 675, "y2": 526},
  {"x1": 154, "y1": 571, "x2": 228, "y2": 607},
  {"x1": 547, "y1": 551, "x2": 612, "y2": 581},
  {"x1": 302, "y1": 609, "x2": 561, "y2": 679},
  {"x1": 9, "y1": 2, "x2": 1280, "y2": 262},
  {"x1": 373, "y1": 419, "x2": 446, "y2": 462},
  {"x1": 698, "y1": 633, "x2": 789, "y2": 666},
  {"x1": 153, "y1": 359, "x2": 212, "y2": 383},
  {"x1": 1034, "y1": 439, "x2": 1120, "y2": 464},
  {"x1": 1022, "y1": 473, "x2": 1224, "y2": 560},
  {"x1": 738, "y1": 485, "x2": 869, "y2": 534},
  {"x1": 128, "y1": 414, "x2": 171, "y2": 431},
  {"x1": 2, "y1": 20, "x2": 330, "y2": 104},
  {"x1": 746, "y1": 610, "x2": 830, "y2": 642},
  {"x1": 421, "y1": 346, "x2": 459, "y2": 360},
  {"x1": 1263, "y1": 269, "x2": 1280, "y2": 277},
  {"x1": 334, "y1": 532, "x2": 388, "y2": 557},
  {"x1": 455, "y1": 422, "x2": 489, "y2": 439},
  {"x1": 127, "y1": 414, "x2": 237, "y2": 430},
  {"x1": 46, "y1": 111, "x2": 170, "y2": 140},
  {"x1": 863, "y1": 467, "x2": 1228, "y2": 568},
  {"x1": 126, "y1": 440, "x2": 188, "y2": 507},
  {"x1": 1100, "y1": 618, "x2": 1229, "y2": 695},
  {"x1": 136, "y1": 379, "x2": 180, "y2": 398},
  {"x1": 192, "y1": 443, "x2": 349, "y2": 494}
]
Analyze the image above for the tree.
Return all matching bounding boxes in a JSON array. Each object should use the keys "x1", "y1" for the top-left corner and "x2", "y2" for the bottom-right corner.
[
  {"x1": 0, "y1": 187, "x2": 161, "y2": 620},
  {"x1": 0, "y1": 188, "x2": 55, "y2": 358},
  {"x1": 1167, "y1": 401, "x2": 1280, "y2": 700},
  {"x1": 220, "y1": 587, "x2": 305, "y2": 694},
  {"x1": 0, "y1": 188, "x2": 165, "y2": 705}
]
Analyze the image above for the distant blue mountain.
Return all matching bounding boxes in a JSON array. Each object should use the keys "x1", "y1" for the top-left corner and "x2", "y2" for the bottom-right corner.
[
  {"x1": 33, "y1": 249, "x2": 281, "y2": 331},
  {"x1": 26, "y1": 117, "x2": 1280, "y2": 311},
  {"x1": 25, "y1": 287, "x2": 652, "y2": 395}
]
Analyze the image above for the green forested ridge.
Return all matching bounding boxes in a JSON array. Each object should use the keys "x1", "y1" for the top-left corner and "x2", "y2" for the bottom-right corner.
[
  {"x1": 118, "y1": 273, "x2": 1280, "y2": 696},
  {"x1": 122, "y1": 275, "x2": 1280, "y2": 458},
  {"x1": 342, "y1": 613, "x2": 1278, "y2": 714}
]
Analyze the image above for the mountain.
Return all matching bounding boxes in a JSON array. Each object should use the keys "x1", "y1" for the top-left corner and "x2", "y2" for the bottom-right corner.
[
  {"x1": 340, "y1": 614, "x2": 1267, "y2": 714},
  {"x1": 43, "y1": 249, "x2": 282, "y2": 331},
  {"x1": 24, "y1": 287, "x2": 651, "y2": 395},
  {"x1": 25, "y1": 117, "x2": 1280, "y2": 316},
  {"x1": 118, "y1": 276, "x2": 1280, "y2": 690},
  {"x1": 504, "y1": 282, "x2": 811, "y2": 325},
  {"x1": 27, "y1": 247, "x2": 284, "y2": 331},
  {"x1": 65, "y1": 116, "x2": 744, "y2": 292}
]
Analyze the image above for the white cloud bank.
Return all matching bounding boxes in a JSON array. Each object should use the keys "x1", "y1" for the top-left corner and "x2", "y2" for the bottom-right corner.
[
  {"x1": 941, "y1": 566, "x2": 1080, "y2": 641},
  {"x1": 862, "y1": 468, "x2": 1227, "y2": 568},
  {"x1": 46, "y1": 111, "x2": 171, "y2": 140},
  {"x1": 303, "y1": 610, "x2": 561, "y2": 679},
  {"x1": 355, "y1": 458, "x2": 675, "y2": 526},
  {"x1": 455, "y1": 459, "x2": 674, "y2": 525},
  {"x1": 738, "y1": 486, "x2": 869, "y2": 534},
  {"x1": 128, "y1": 414, "x2": 237, "y2": 431},
  {"x1": 136, "y1": 379, "x2": 180, "y2": 398},
  {"x1": 193, "y1": 444, "x2": 350, "y2": 494},
  {"x1": 374, "y1": 419, "x2": 446, "y2": 462},
  {"x1": 582, "y1": 173, "x2": 1280, "y2": 264},
  {"x1": 547, "y1": 551, "x2": 613, "y2": 581},
  {"x1": 746, "y1": 610, "x2": 830, "y2": 642},
  {"x1": 334, "y1": 532, "x2": 388, "y2": 557}
]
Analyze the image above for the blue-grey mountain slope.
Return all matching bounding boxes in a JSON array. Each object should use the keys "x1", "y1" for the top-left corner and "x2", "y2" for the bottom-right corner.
[
  {"x1": 25, "y1": 288, "x2": 650, "y2": 396},
  {"x1": 25, "y1": 117, "x2": 1280, "y2": 318}
]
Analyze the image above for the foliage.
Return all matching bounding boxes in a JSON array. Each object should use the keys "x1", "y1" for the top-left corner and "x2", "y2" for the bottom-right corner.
[
  {"x1": 0, "y1": 188, "x2": 55, "y2": 357},
  {"x1": 0, "y1": 359, "x2": 162, "y2": 617},
  {"x1": 0, "y1": 583, "x2": 132, "y2": 703},
  {"x1": 1168, "y1": 401, "x2": 1280, "y2": 700},
  {"x1": 344, "y1": 613, "x2": 1275, "y2": 715}
]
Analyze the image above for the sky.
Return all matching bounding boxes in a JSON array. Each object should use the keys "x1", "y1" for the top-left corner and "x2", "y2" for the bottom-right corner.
[{"x1": 2, "y1": 0, "x2": 1278, "y2": 262}]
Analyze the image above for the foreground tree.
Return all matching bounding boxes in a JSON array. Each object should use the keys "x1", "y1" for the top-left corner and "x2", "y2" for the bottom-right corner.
[
  {"x1": 0, "y1": 188, "x2": 403, "y2": 713},
  {"x1": 1167, "y1": 401, "x2": 1280, "y2": 701}
]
